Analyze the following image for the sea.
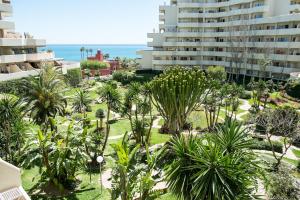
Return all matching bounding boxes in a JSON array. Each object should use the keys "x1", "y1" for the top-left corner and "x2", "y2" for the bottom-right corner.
[{"x1": 41, "y1": 44, "x2": 149, "y2": 61}]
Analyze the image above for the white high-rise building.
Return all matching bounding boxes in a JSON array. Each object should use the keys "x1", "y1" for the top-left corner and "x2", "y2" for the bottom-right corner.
[
  {"x1": 138, "y1": 0, "x2": 300, "y2": 80},
  {"x1": 0, "y1": 0, "x2": 55, "y2": 77}
]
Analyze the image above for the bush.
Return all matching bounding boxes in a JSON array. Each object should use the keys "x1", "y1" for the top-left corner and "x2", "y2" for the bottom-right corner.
[
  {"x1": 266, "y1": 168, "x2": 299, "y2": 200},
  {"x1": 293, "y1": 136, "x2": 300, "y2": 148},
  {"x1": 297, "y1": 161, "x2": 300, "y2": 173},
  {"x1": 286, "y1": 79, "x2": 300, "y2": 99},
  {"x1": 112, "y1": 71, "x2": 156, "y2": 85},
  {"x1": 80, "y1": 60, "x2": 108, "y2": 70},
  {"x1": 65, "y1": 68, "x2": 82, "y2": 87},
  {"x1": 239, "y1": 90, "x2": 252, "y2": 99},
  {"x1": 250, "y1": 139, "x2": 283, "y2": 153},
  {"x1": 0, "y1": 78, "x2": 29, "y2": 96}
]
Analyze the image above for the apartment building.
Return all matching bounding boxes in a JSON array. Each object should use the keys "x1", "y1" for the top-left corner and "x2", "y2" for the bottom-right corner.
[
  {"x1": 138, "y1": 0, "x2": 300, "y2": 80},
  {"x1": 0, "y1": 0, "x2": 55, "y2": 76}
]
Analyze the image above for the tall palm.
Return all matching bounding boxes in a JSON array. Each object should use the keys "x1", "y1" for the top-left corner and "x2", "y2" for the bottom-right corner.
[
  {"x1": 72, "y1": 89, "x2": 92, "y2": 113},
  {"x1": 98, "y1": 83, "x2": 121, "y2": 154},
  {"x1": 85, "y1": 49, "x2": 89, "y2": 58},
  {"x1": 0, "y1": 95, "x2": 24, "y2": 162},
  {"x1": 22, "y1": 65, "x2": 67, "y2": 127},
  {"x1": 80, "y1": 47, "x2": 85, "y2": 60},
  {"x1": 89, "y1": 49, "x2": 93, "y2": 57}
]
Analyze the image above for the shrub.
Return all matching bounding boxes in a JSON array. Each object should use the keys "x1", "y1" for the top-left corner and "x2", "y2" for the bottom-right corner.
[
  {"x1": 0, "y1": 78, "x2": 29, "y2": 96},
  {"x1": 80, "y1": 60, "x2": 108, "y2": 70},
  {"x1": 286, "y1": 79, "x2": 300, "y2": 99},
  {"x1": 239, "y1": 90, "x2": 252, "y2": 99},
  {"x1": 293, "y1": 136, "x2": 300, "y2": 148},
  {"x1": 65, "y1": 68, "x2": 82, "y2": 87},
  {"x1": 266, "y1": 168, "x2": 299, "y2": 200},
  {"x1": 297, "y1": 161, "x2": 300, "y2": 173},
  {"x1": 250, "y1": 139, "x2": 283, "y2": 153}
]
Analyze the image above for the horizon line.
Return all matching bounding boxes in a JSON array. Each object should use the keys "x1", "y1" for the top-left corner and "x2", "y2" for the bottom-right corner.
[{"x1": 46, "y1": 43, "x2": 148, "y2": 46}]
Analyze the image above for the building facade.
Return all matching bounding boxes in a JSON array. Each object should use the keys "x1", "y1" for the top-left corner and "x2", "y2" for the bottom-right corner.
[
  {"x1": 0, "y1": 0, "x2": 54, "y2": 75},
  {"x1": 138, "y1": 0, "x2": 300, "y2": 80}
]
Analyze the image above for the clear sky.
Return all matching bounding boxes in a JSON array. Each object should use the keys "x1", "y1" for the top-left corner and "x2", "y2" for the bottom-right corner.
[{"x1": 11, "y1": 0, "x2": 165, "y2": 44}]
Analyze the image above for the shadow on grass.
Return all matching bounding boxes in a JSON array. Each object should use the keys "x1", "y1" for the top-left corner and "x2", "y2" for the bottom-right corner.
[{"x1": 28, "y1": 181, "x2": 100, "y2": 200}]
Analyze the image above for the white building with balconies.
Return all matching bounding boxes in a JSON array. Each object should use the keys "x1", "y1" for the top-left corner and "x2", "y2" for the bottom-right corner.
[
  {"x1": 0, "y1": 0, "x2": 56, "y2": 78},
  {"x1": 138, "y1": 0, "x2": 300, "y2": 80}
]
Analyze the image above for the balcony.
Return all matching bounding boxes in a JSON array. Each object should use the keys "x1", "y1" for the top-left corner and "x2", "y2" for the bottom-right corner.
[
  {"x1": 0, "y1": 20, "x2": 14, "y2": 30},
  {"x1": 0, "y1": 38, "x2": 46, "y2": 47},
  {"x1": 0, "y1": 52, "x2": 54, "y2": 64},
  {"x1": 0, "y1": 2, "x2": 12, "y2": 12},
  {"x1": 178, "y1": 6, "x2": 268, "y2": 19}
]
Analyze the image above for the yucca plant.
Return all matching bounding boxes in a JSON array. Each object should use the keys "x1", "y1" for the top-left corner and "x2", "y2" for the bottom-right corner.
[{"x1": 163, "y1": 124, "x2": 261, "y2": 200}]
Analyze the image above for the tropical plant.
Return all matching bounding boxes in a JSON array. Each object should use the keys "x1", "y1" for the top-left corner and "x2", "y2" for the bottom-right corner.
[
  {"x1": 98, "y1": 83, "x2": 121, "y2": 154},
  {"x1": 22, "y1": 120, "x2": 89, "y2": 189},
  {"x1": 203, "y1": 66, "x2": 227, "y2": 129},
  {"x1": 162, "y1": 125, "x2": 261, "y2": 200},
  {"x1": 80, "y1": 47, "x2": 85, "y2": 60},
  {"x1": 122, "y1": 82, "x2": 154, "y2": 146},
  {"x1": 213, "y1": 120, "x2": 253, "y2": 153},
  {"x1": 110, "y1": 134, "x2": 164, "y2": 200},
  {"x1": 151, "y1": 67, "x2": 208, "y2": 134},
  {"x1": 72, "y1": 89, "x2": 92, "y2": 113},
  {"x1": 0, "y1": 94, "x2": 25, "y2": 163},
  {"x1": 22, "y1": 65, "x2": 67, "y2": 127},
  {"x1": 110, "y1": 135, "x2": 140, "y2": 200}
]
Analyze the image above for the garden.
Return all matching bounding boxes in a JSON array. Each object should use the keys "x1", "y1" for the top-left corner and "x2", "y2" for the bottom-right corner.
[{"x1": 0, "y1": 65, "x2": 300, "y2": 200}]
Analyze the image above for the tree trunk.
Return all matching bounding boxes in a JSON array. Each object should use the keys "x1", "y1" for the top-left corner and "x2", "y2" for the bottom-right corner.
[{"x1": 101, "y1": 105, "x2": 111, "y2": 155}]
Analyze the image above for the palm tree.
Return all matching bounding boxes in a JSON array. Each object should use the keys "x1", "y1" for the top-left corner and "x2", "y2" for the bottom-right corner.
[
  {"x1": 89, "y1": 48, "x2": 93, "y2": 57},
  {"x1": 22, "y1": 65, "x2": 67, "y2": 128},
  {"x1": 72, "y1": 89, "x2": 92, "y2": 113},
  {"x1": 104, "y1": 53, "x2": 110, "y2": 60},
  {"x1": 80, "y1": 47, "x2": 85, "y2": 60},
  {"x1": 0, "y1": 95, "x2": 24, "y2": 162},
  {"x1": 85, "y1": 49, "x2": 89, "y2": 58},
  {"x1": 98, "y1": 83, "x2": 121, "y2": 154}
]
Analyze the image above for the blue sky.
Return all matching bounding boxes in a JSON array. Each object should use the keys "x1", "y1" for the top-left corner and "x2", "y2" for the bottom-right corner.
[{"x1": 11, "y1": 0, "x2": 165, "y2": 44}]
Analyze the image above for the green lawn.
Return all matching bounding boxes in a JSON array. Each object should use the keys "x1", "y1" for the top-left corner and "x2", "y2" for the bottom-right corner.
[
  {"x1": 292, "y1": 149, "x2": 300, "y2": 158},
  {"x1": 150, "y1": 128, "x2": 171, "y2": 145}
]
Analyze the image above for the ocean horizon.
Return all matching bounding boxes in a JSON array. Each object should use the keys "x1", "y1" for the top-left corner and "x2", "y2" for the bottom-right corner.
[{"x1": 41, "y1": 44, "x2": 149, "y2": 62}]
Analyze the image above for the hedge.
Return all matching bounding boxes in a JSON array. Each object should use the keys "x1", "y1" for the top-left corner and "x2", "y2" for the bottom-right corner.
[
  {"x1": 65, "y1": 68, "x2": 82, "y2": 87},
  {"x1": 250, "y1": 139, "x2": 283, "y2": 153},
  {"x1": 112, "y1": 71, "x2": 156, "y2": 85},
  {"x1": 80, "y1": 60, "x2": 109, "y2": 70}
]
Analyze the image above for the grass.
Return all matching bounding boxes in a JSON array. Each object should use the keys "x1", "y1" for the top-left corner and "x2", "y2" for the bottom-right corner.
[
  {"x1": 150, "y1": 128, "x2": 171, "y2": 145},
  {"x1": 292, "y1": 149, "x2": 300, "y2": 158}
]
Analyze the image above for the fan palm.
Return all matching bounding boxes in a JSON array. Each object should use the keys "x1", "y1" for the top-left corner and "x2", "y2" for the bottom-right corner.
[
  {"x1": 22, "y1": 65, "x2": 67, "y2": 127},
  {"x1": 72, "y1": 89, "x2": 92, "y2": 113}
]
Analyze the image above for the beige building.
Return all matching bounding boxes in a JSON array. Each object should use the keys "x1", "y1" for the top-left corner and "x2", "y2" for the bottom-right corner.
[
  {"x1": 0, "y1": 0, "x2": 55, "y2": 78},
  {"x1": 138, "y1": 0, "x2": 300, "y2": 80}
]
